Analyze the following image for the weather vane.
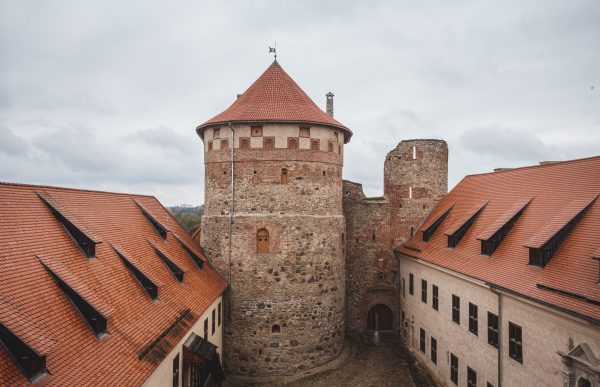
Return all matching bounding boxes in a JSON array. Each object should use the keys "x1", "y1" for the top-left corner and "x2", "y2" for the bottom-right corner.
[{"x1": 269, "y1": 42, "x2": 277, "y2": 60}]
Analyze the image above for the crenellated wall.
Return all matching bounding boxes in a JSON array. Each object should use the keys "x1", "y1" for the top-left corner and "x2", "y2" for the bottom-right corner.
[{"x1": 343, "y1": 139, "x2": 448, "y2": 337}]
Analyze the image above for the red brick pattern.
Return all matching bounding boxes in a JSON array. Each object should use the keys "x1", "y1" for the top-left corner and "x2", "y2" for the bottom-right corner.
[
  {"x1": 0, "y1": 183, "x2": 227, "y2": 385},
  {"x1": 397, "y1": 156, "x2": 600, "y2": 322}
]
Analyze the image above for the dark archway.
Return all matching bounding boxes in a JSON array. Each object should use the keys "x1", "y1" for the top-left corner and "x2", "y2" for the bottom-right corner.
[
  {"x1": 367, "y1": 304, "x2": 394, "y2": 331},
  {"x1": 577, "y1": 378, "x2": 591, "y2": 387}
]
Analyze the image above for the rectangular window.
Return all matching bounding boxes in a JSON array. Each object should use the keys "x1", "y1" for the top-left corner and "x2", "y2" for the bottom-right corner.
[
  {"x1": 251, "y1": 126, "x2": 263, "y2": 137},
  {"x1": 452, "y1": 295, "x2": 460, "y2": 324},
  {"x1": 409, "y1": 274, "x2": 414, "y2": 295},
  {"x1": 213, "y1": 128, "x2": 220, "y2": 139},
  {"x1": 421, "y1": 279, "x2": 428, "y2": 303},
  {"x1": 299, "y1": 126, "x2": 310, "y2": 138},
  {"x1": 467, "y1": 367, "x2": 477, "y2": 387},
  {"x1": 334, "y1": 132, "x2": 339, "y2": 142},
  {"x1": 419, "y1": 328, "x2": 426, "y2": 353},
  {"x1": 173, "y1": 353, "x2": 179, "y2": 387},
  {"x1": 412, "y1": 145, "x2": 417, "y2": 160},
  {"x1": 488, "y1": 312, "x2": 499, "y2": 348},
  {"x1": 509, "y1": 322, "x2": 523, "y2": 363},
  {"x1": 409, "y1": 186, "x2": 413, "y2": 199},
  {"x1": 432, "y1": 285, "x2": 439, "y2": 311},
  {"x1": 218, "y1": 302, "x2": 222, "y2": 327},
  {"x1": 402, "y1": 278, "x2": 406, "y2": 299},
  {"x1": 450, "y1": 353, "x2": 458, "y2": 385},
  {"x1": 204, "y1": 318, "x2": 208, "y2": 339},
  {"x1": 468, "y1": 303, "x2": 478, "y2": 336},
  {"x1": 212, "y1": 309, "x2": 216, "y2": 335},
  {"x1": 431, "y1": 336, "x2": 437, "y2": 364}
]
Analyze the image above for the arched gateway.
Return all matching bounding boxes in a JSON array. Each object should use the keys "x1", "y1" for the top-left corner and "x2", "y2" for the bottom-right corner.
[{"x1": 367, "y1": 304, "x2": 394, "y2": 331}]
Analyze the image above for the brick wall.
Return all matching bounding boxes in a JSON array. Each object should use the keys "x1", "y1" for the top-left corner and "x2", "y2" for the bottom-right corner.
[{"x1": 343, "y1": 140, "x2": 448, "y2": 336}]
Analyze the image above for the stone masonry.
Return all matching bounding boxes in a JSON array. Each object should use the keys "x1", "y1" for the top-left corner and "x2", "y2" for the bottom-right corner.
[
  {"x1": 201, "y1": 123, "x2": 347, "y2": 376},
  {"x1": 343, "y1": 140, "x2": 448, "y2": 336}
]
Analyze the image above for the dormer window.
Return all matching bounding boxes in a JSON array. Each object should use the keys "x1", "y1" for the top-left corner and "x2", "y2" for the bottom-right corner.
[
  {"x1": 174, "y1": 235, "x2": 204, "y2": 269},
  {"x1": 0, "y1": 322, "x2": 47, "y2": 382},
  {"x1": 41, "y1": 261, "x2": 107, "y2": 337},
  {"x1": 526, "y1": 195, "x2": 597, "y2": 267},
  {"x1": 445, "y1": 201, "x2": 488, "y2": 248},
  {"x1": 421, "y1": 205, "x2": 453, "y2": 242},
  {"x1": 113, "y1": 246, "x2": 158, "y2": 300},
  {"x1": 149, "y1": 241, "x2": 185, "y2": 282},
  {"x1": 37, "y1": 192, "x2": 99, "y2": 258},
  {"x1": 135, "y1": 201, "x2": 168, "y2": 240},
  {"x1": 478, "y1": 198, "x2": 531, "y2": 256}
]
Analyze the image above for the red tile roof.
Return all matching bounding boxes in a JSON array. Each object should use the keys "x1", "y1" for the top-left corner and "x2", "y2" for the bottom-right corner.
[
  {"x1": 197, "y1": 60, "x2": 352, "y2": 143},
  {"x1": 396, "y1": 156, "x2": 600, "y2": 322},
  {"x1": 0, "y1": 183, "x2": 227, "y2": 385}
]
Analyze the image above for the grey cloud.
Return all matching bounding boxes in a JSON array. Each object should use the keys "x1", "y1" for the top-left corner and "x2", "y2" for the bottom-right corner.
[
  {"x1": 0, "y1": 124, "x2": 29, "y2": 156},
  {"x1": 1, "y1": 0, "x2": 599, "y2": 204},
  {"x1": 124, "y1": 126, "x2": 197, "y2": 154},
  {"x1": 459, "y1": 126, "x2": 555, "y2": 163}
]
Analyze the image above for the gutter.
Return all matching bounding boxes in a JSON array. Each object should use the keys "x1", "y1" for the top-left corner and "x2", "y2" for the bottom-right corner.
[
  {"x1": 491, "y1": 288, "x2": 503, "y2": 387},
  {"x1": 227, "y1": 122, "x2": 235, "y2": 287}
]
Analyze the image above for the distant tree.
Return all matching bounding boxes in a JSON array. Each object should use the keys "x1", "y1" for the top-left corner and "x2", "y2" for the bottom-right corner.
[{"x1": 168, "y1": 205, "x2": 203, "y2": 232}]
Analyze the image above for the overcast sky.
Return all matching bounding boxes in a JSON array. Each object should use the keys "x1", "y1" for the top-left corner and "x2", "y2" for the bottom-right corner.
[{"x1": 1, "y1": 0, "x2": 599, "y2": 205}]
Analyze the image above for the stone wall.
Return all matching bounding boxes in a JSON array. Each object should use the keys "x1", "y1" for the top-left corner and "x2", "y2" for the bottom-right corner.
[
  {"x1": 201, "y1": 123, "x2": 346, "y2": 376},
  {"x1": 343, "y1": 140, "x2": 448, "y2": 336}
]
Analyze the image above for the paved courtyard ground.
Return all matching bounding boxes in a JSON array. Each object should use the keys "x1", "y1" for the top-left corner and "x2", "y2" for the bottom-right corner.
[{"x1": 225, "y1": 339, "x2": 435, "y2": 387}]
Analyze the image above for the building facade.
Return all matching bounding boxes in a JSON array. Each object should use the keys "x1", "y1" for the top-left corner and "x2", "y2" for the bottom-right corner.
[{"x1": 396, "y1": 157, "x2": 600, "y2": 387}]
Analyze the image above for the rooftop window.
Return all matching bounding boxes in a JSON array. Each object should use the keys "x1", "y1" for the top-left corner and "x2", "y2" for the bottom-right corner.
[
  {"x1": 526, "y1": 195, "x2": 597, "y2": 267},
  {"x1": 135, "y1": 201, "x2": 168, "y2": 240},
  {"x1": 149, "y1": 241, "x2": 185, "y2": 282},
  {"x1": 0, "y1": 322, "x2": 47, "y2": 382},
  {"x1": 37, "y1": 193, "x2": 99, "y2": 258},
  {"x1": 421, "y1": 205, "x2": 453, "y2": 242},
  {"x1": 478, "y1": 198, "x2": 531, "y2": 256},
  {"x1": 174, "y1": 235, "x2": 204, "y2": 269},
  {"x1": 446, "y1": 201, "x2": 487, "y2": 248},
  {"x1": 41, "y1": 262, "x2": 107, "y2": 337},
  {"x1": 113, "y1": 246, "x2": 158, "y2": 300}
]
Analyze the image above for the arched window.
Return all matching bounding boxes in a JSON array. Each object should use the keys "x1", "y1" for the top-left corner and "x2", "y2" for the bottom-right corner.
[
  {"x1": 257, "y1": 229, "x2": 269, "y2": 253},
  {"x1": 271, "y1": 324, "x2": 281, "y2": 334},
  {"x1": 240, "y1": 137, "x2": 250, "y2": 149},
  {"x1": 288, "y1": 137, "x2": 298, "y2": 149}
]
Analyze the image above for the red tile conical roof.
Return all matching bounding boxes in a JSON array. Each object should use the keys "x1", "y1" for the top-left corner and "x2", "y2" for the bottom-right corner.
[{"x1": 197, "y1": 60, "x2": 352, "y2": 143}]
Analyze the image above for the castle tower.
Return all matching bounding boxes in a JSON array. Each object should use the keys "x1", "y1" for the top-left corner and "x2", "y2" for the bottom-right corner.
[
  {"x1": 343, "y1": 139, "x2": 447, "y2": 337},
  {"x1": 196, "y1": 61, "x2": 352, "y2": 376}
]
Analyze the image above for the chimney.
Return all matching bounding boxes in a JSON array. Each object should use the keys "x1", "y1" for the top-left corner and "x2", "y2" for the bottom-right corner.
[{"x1": 326, "y1": 92, "x2": 334, "y2": 117}]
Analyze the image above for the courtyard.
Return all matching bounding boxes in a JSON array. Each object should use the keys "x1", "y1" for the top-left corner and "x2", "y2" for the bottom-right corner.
[{"x1": 225, "y1": 339, "x2": 436, "y2": 387}]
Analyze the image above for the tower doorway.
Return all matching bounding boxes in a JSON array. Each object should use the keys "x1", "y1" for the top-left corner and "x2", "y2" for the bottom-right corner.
[{"x1": 367, "y1": 304, "x2": 394, "y2": 331}]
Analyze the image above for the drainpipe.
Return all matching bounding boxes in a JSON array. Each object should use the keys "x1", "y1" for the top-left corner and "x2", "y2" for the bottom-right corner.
[
  {"x1": 227, "y1": 122, "x2": 235, "y2": 287},
  {"x1": 491, "y1": 287, "x2": 503, "y2": 387}
]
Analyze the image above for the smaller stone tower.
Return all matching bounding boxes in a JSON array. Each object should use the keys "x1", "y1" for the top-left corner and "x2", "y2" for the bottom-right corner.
[
  {"x1": 384, "y1": 139, "x2": 448, "y2": 241},
  {"x1": 343, "y1": 139, "x2": 448, "y2": 337}
]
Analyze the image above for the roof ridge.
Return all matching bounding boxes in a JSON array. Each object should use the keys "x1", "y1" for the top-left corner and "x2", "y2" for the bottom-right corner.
[
  {"x1": 0, "y1": 181, "x2": 157, "y2": 199},
  {"x1": 464, "y1": 155, "x2": 600, "y2": 179}
]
